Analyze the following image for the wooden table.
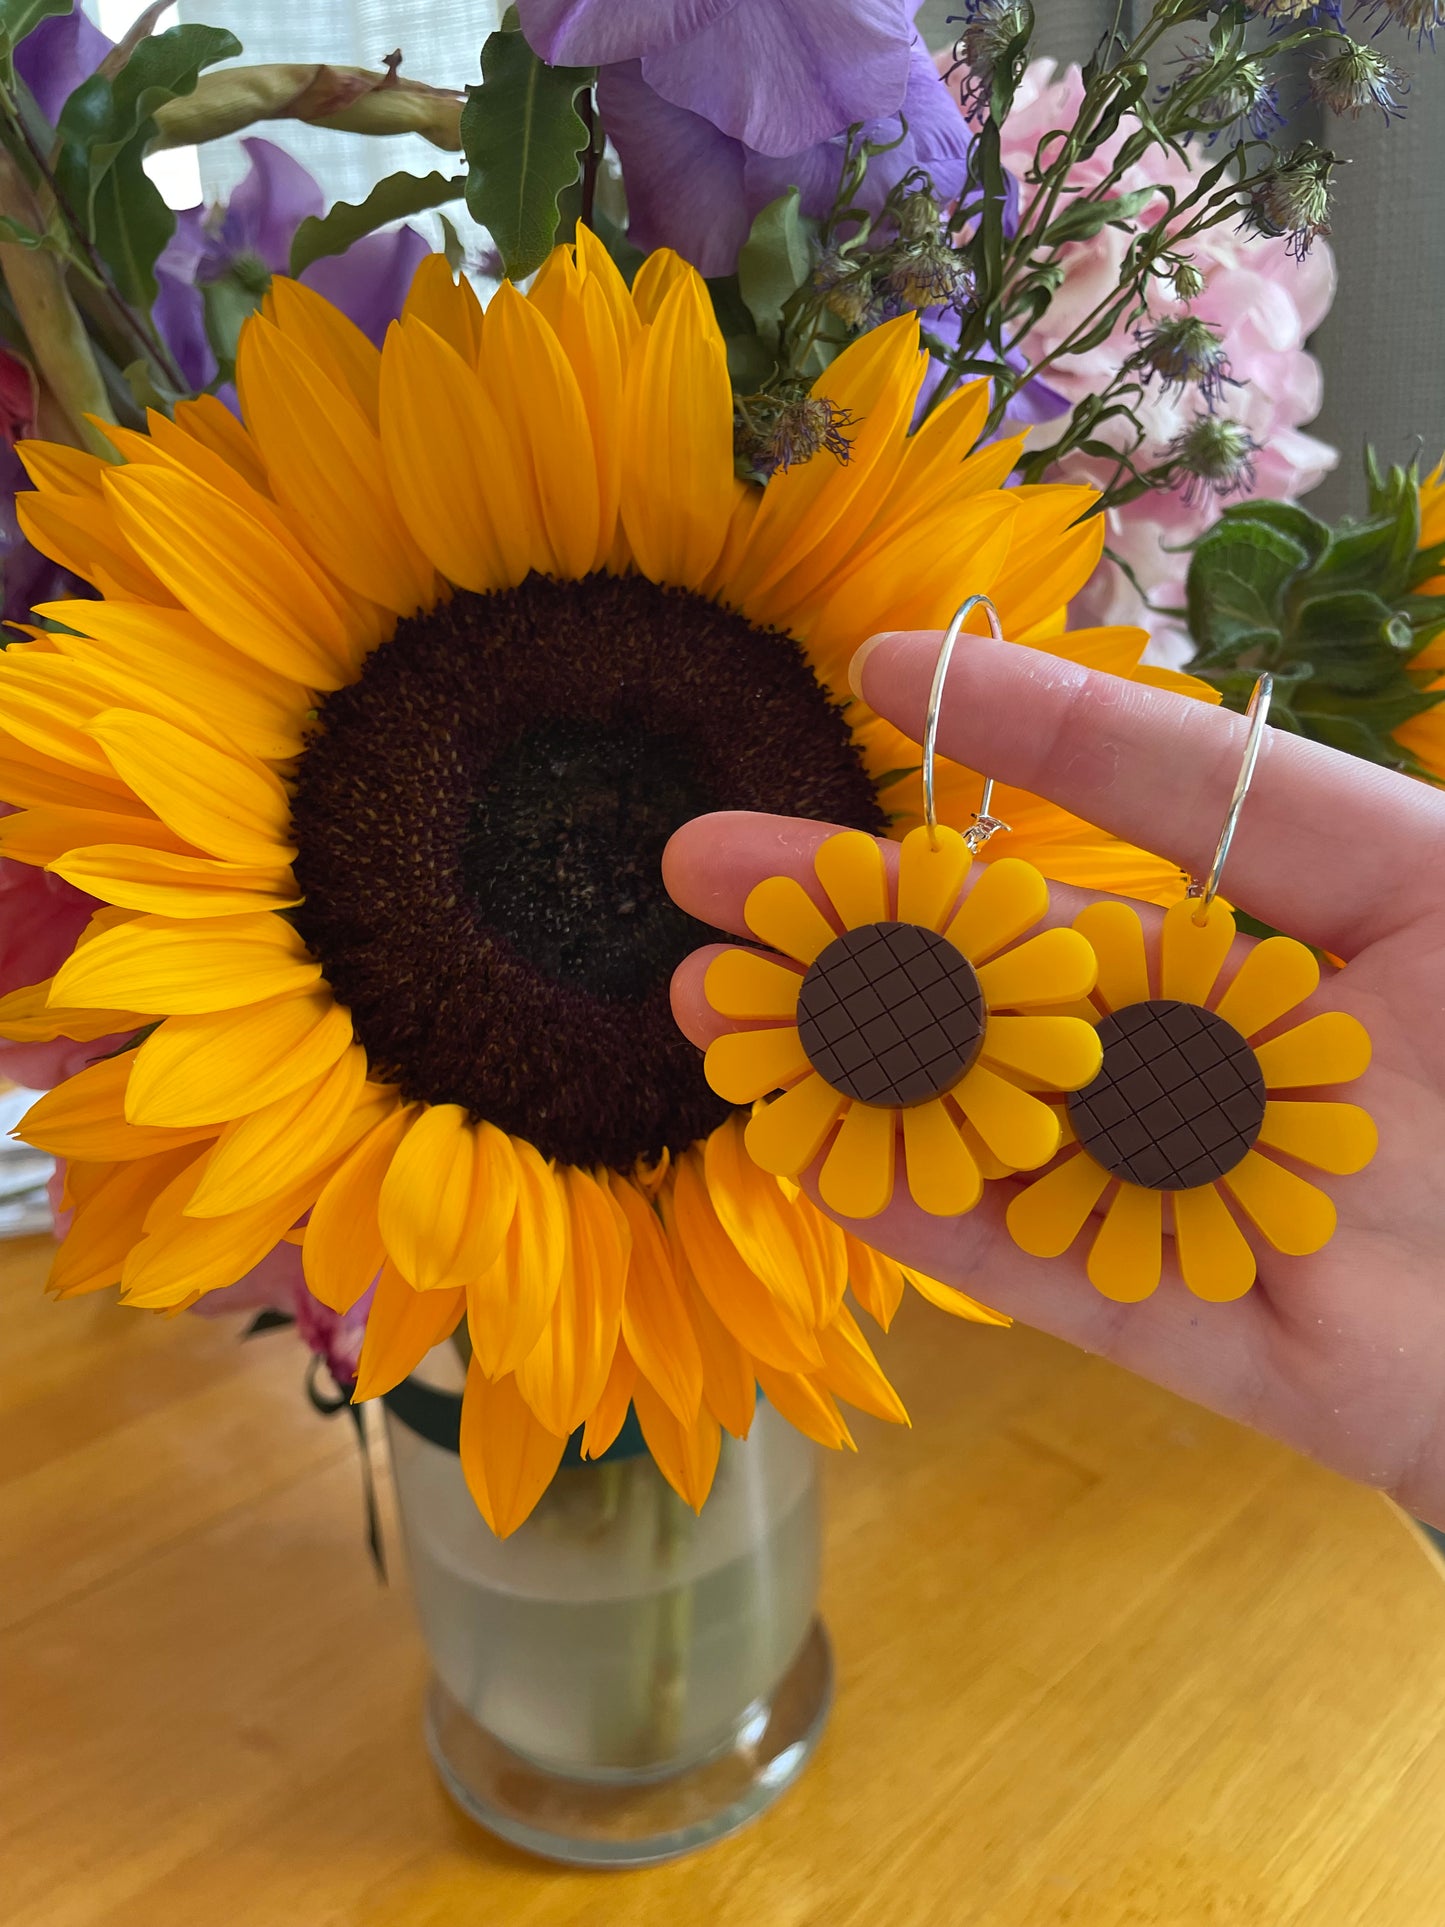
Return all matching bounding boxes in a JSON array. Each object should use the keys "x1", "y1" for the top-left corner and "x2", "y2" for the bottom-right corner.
[{"x1": 5, "y1": 1230, "x2": 1445, "y2": 1926}]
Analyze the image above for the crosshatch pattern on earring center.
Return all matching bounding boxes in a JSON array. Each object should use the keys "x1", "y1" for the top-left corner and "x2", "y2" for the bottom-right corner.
[
  {"x1": 1067, "y1": 998, "x2": 1266, "y2": 1191},
  {"x1": 795, "y1": 922, "x2": 986, "y2": 1107}
]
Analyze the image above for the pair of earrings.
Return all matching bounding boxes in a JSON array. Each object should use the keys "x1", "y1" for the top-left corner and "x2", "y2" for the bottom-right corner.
[{"x1": 702, "y1": 599, "x2": 1376, "y2": 1304}]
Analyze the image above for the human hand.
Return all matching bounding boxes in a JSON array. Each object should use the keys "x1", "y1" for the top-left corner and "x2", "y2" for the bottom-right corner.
[{"x1": 665, "y1": 630, "x2": 1445, "y2": 1525}]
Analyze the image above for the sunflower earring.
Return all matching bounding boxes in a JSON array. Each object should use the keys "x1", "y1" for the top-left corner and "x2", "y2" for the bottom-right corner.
[
  {"x1": 702, "y1": 596, "x2": 1106, "y2": 1220},
  {"x1": 1005, "y1": 674, "x2": 1377, "y2": 1303}
]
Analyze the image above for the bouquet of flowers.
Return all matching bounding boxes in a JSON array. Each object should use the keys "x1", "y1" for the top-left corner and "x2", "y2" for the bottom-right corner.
[{"x1": 0, "y1": 0, "x2": 1441, "y2": 1548}]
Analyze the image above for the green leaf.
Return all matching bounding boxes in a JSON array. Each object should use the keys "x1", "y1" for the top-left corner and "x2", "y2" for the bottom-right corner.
[
  {"x1": 0, "y1": 0, "x2": 68, "y2": 78},
  {"x1": 1308, "y1": 509, "x2": 1417, "y2": 602},
  {"x1": 1040, "y1": 187, "x2": 1154, "y2": 247},
  {"x1": 53, "y1": 22, "x2": 240, "y2": 308},
  {"x1": 1187, "y1": 519, "x2": 1308, "y2": 657},
  {"x1": 201, "y1": 272, "x2": 264, "y2": 384},
  {"x1": 737, "y1": 190, "x2": 815, "y2": 350},
  {"x1": 438, "y1": 212, "x2": 464, "y2": 273},
  {"x1": 288, "y1": 169, "x2": 465, "y2": 278},
  {"x1": 1218, "y1": 498, "x2": 1331, "y2": 569},
  {"x1": 461, "y1": 23, "x2": 593, "y2": 281}
]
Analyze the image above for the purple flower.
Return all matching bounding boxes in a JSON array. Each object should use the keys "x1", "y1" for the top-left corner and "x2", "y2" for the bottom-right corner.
[
  {"x1": 598, "y1": 39, "x2": 974, "y2": 276},
  {"x1": 517, "y1": 0, "x2": 913, "y2": 155},
  {"x1": 13, "y1": 8, "x2": 109, "y2": 125}
]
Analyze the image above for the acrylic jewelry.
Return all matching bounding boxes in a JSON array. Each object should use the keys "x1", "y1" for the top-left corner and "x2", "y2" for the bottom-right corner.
[
  {"x1": 1005, "y1": 674, "x2": 1377, "y2": 1302},
  {"x1": 702, "y1": 597, "x2": 1105, "y2": 1220}
]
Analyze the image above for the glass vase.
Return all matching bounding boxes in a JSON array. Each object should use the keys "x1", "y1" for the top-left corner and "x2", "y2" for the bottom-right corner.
[{"x1": 383, "y1": 1382, "x2": 832, "y2": 1868}]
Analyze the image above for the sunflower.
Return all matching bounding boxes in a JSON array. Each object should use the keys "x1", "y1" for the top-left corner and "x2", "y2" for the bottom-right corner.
[
  {"x1": 703, "y1": 823, "x2": 1104, "y2": 1217},
  {"x1": 4, "y1": 234, "x2": 1193, "y2": 1533},
  {"x1": 1395, "y1": 460, "x2": 1445, "y2": 781},
  {"x1": 1004, "y1": 897, "x2": 1376, "y2": 1302}
]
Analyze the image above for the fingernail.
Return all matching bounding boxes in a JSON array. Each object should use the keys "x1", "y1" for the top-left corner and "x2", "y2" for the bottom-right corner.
[{"x1": 848, "y1": 631, "x2": 896, "y2": 702}]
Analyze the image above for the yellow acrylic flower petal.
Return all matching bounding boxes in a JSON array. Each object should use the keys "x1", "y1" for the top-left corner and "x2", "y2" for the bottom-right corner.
[
  {"x1": 126, "y1": 992, "x2": 352, "y2": 1128},
  {"x1": 460, "y1": 1361, "x2": 569, "y2": 1539},
  {"x1": 1071, "y1": 901, "x2": 1149, "y2": 1015},
  {"x1": 951, "y1": 1106, "x2": 1015, "y2": 1179},
  {"x1": 1212, "y1": 935, "x2": 1320, "y2": 1040},
  {"x1": 896, "y1": 823, "x2": 972, "y2": 932},
  {"x1": 818, "y1": 1098, "x2": 895, "y2": 1219},
  {"x1": 1256, "y1": 1100, "x2": 1378, "y2": 1175},
  {"x1": 1253, "y1": 1011, "x2": 1372, "y2": 1090},
  {"x1": 813, "y1": 828, "x2": 889, "y2": 931},
  {"x1": 704, "y1": 1023, "x2": 810, "y2": 1105},
  {"x1": 1086, "y1": 1183, "x2": 1163, "y2": 1301},
  {"x1": 1172, "y1": 1183, "x2": 1257, "y2": 1302},
  {"x1": 704, "y1": 948, "x2": 804, "y2": 1020},
  {"x1": 744, "y1": 1072, "x2": 847, "y2": 1178},
  {"x1": 976, "y1": 926, "x2": 1098, "y2": 1012},
  {"x1": 1221, "y1": 1149, "x2": 1337, "y2": 1254},
  {"x1": 954, "y1": 1062, "x2": 1061, "y2": 1170},
  {"x1": 51, "y1": 912, "x2": 320, "y2": 1014},
  {"x1": 1005, "y1": 1150, "x2": 1111, "y2": 1257},
  {"x1": 1159, "y1": 896, "x2": 1235, "y2": 1006},
  {"x1": 52, "y1": 844, "x2": 298, "y2": 918},
  {"x1": 978, "y1": 1014, "x2": 1103, "y2": 1092},
  {"x1": 351, "y1": 1264, "x2": 465, "y2": 1402},
  {"x1": 743, "y1": 873, "x2": 838, "y2": 964},
  {"x1": 945, "y1": 857, "x2": 1049, "y2": 964},
  {"x1": 902, "y1": 1097, "x2": 982, "y2": 1216}
]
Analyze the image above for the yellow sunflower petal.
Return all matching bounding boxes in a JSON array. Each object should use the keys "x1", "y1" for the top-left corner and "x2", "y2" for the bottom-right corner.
[
  {"x1": 1212, "y1": 936, "x2": 1321, "y2": 1040},
  {"x1": 743, "y1": 872, "x2": 839, "y2": 963},
  {"x1": 704, "y1": 1023, "x2": 811, "y2": 1104},
  {"x1": 703, "y1": 1118, "x2": 818, "y2": 1325},
  {"x1": 677, "y1": 1263, "x2": 757, "y2": 1438},
  {"x1": 163, "y1": 393, "x2": 272, "y2": 495},
  {"x1": 127, "y1": 991, "x2": 352, "y2": 1128},
  {"x1": 669, "y1": 1153, "x2": 823, "y2": 1371},
  {"x1": 182, "y1": 1047, "x2": 370, "y2": 1217},
  {"x1": 1252, "y1": 1011, "x2": 1372, "y2": 1090},
  {"x1": 0, "y1": 656, "x2": 136, "y2": 783},
  {"x1": 744, "y1": 1072, "x2": 847, "y2": 1177},
  {"x1": 631, "y1": 1375, "x2": 722, "y2": 1512},
  {"x1": 379, "y1": 1105, "x2": 519, "y2": 1291},
  {"x1": 978, "y1": 1014, "x2": 1103, "y2": 1092},
  {"x1": 0, "y1": 974, "x2": 139, "y2": 1043},
  {"x1": 818, "y1": 1098, "x2": 895, "y2": 1219},
  {"x1": 122, "y1": 1163, "x2": 336, "y2": 1306},
  {"x1": 1221, "y1": 1149, "x2": 1337, "y2": 1254},
  {"x1": 49, "y1": 1145, "x2": 208, "y2": 1297},
  {"x1": 955, "y1": 1062, "x2": 1062, "y2": 1171},
  {"x1": 52, "y1": 844, "x2": 297, "y2": 918},
  {"x1": 902, "y1": 1097, "x2": 982, "y2": 1216},
  {"x1": 896, "y1": 823, "x2": 972, "y2": 932},
  {"x1": 814, "y1": 828, "x2": 889, "y2": 930},
  {"x1": 753, "y1": 1362, "x2": 855, "y2": 1451},
  {"x1": 528, "y1": 249, "x2": 625, "y2": 567},
  {"x1": 1256, "y1": 1100, "x2": 1377, "y2": 1175},
  {"x1": 459, "y1": 1362, "x2": 569, "y2": 1538},
  {"x1": 352, "y1": 1263, "x2": 465, "y2": 1402},
  {"x1": 580, "y1": 1340, "x2": 638, "y2": 1460},
  {"x1": 19, "y1": 1055, "x2": 215, "y2": 1162},
  {"x1": 51, "y1": 912, "x2": 319, "y2": 1014},
  {"x1": 303, "y1": 1105, "x2": 413, "y2": 1312},
  {"x1": 945, "y1": 856, "x2": 1049, "y2": 964},
  {"x1": 1071, "y1": 901, "x2": 1150, "y2": 1014},
  {"x1": 843, "y1": 1232, "x2": 906, "y2": 1331},
  {"x1": 903, "y1": 1266, "x2": 1010, "y2": 1325},
  {"x1": 976, "y1": 926, "x2": 1098, "y2": 1011},
  {"x1": 1159, "y1": 896, "x2": 1236, "y2": 1006},
  {"x1": 515, "y1": 1165, "x2": 628, "y2": 1438},
  {"x1": 379, "y1": 315, "x2": 538, "y2": 591},
  {"x1": 704, "y1": 948, "x2": 804, "y2": 1021},
  {"x1": 0, "y1": 803, "x2": 187, "y2": 869},
  {"x1": 1172, "y1": 1183, "x2": 1257, "y2": 1302},
  {"x1": 1086, "y1": 1183, "x2": 1163, "y2": 1301},
  {"x1": 465, "y1": 1135, "x2": 567, "y2": 1379},
  {"x1": 816, "y1": 1302, "x2": 909, "y2": 1425},
  {"x1": 1005, "y1": 1149, "x2": 1112, "y2": 1257},
  {"x1": 612, "y1": 1174, "x2": 703, "y2": 1425},
  {"x1": 401, "y1": 251, "x2": 484, "y2": 361}
]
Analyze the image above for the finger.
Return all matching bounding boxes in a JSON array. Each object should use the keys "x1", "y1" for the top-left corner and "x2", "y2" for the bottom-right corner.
[
  {"x1": 663, "y1": 810, "x2": 898, "y2": 937},
  {"x1": 850, "y1": 629, "x2": 1443, "y2": 956},
  {"x1": 671, "y1": 945, "x2": 738, "y2": 1048}
]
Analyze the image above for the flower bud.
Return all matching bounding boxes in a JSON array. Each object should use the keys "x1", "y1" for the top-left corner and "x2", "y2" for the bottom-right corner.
[
  {"x1": 1244, "y1": 147, "x2": 1336, "y2": 260},
  {"x1": 1127, "y1": 315, "x2": 1233, "y2": 405},
  {"x1": 1309, "y1": 41, "x2": 1409, "y2": 119},
  {"x1": 1165, "y1": 415, "x2": 1260, "y2": 505}
]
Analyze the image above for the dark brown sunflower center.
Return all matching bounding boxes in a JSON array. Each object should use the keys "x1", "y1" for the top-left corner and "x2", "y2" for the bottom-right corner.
[
  {"x1": 289, "y1": 571, "x2": 882, "y2": 1170},
  {"x1": 1066, "y1": 999, "x2": 1266, "y2": 1191},
  {"x1": 797, "y1": 923, "x2": 985, "y2": 1107}
]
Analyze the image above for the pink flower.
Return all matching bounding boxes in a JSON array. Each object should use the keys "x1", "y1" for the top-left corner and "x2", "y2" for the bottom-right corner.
[
  {"x1": 191, "y1": 1242, "x2": 374, "y2": 1389},
  {"x1": 0, "y1": 822, "x2": 123, "y2": 1089},
  {"x1": 991, "y1": 61, "x2": 1338, "y2": 665}
]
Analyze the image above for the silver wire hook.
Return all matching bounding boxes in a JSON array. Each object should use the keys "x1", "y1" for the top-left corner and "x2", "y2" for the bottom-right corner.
[
  {"x1": 1184, "y1": 671, "x2": 1273, "y2": 925},
  {"x1": 923, "y1": 594, "x2": 1012, "y2": 854}
]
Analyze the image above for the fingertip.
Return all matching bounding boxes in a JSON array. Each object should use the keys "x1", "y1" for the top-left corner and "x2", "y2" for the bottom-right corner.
[{"x1": 669, "y1": 944, "x2": 733, "y2": 1049}]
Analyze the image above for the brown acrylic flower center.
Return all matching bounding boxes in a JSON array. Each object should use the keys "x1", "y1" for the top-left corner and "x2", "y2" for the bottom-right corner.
[
  {"x1": 1067, "y1": 999, "x2": 1266, "y2": 1191},
  {"x1": 796, "y1": 922, "x2": 985, "y2": 1107}
]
